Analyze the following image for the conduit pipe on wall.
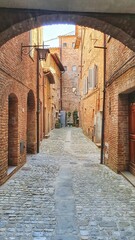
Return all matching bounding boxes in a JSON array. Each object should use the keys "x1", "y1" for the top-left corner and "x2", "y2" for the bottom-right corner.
[
  {"x1": 100, "y1": 34, "x2": 106, "y2": 164},
  {"x1": 60, "y1": 37, "x2": 63, "y2": 110},
  {"x1": 36, "y1": 48, "x2": 49, "y2": 153}
]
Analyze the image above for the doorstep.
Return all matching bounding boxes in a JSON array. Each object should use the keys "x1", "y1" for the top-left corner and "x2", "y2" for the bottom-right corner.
[
  {"x1": 44, "y1": 134, "x2": 50, "y2": 139},
  {"x1": 7, "y1": 166, "x2": 17, "y2": 175},
  {"x1": 121, "y1": 171, "x2": 135, "y2": 187},
  {"x1": 95, "y1": 143, "x2": 101, "y2": 148}
]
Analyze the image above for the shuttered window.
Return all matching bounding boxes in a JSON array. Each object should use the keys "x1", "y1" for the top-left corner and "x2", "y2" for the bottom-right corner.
[
  {"x1": 83, "y1": 77, "x2": 88, "y2": 95},
  {"x1": 88, "y1": 65, "x2": 98, "y2": 89}
]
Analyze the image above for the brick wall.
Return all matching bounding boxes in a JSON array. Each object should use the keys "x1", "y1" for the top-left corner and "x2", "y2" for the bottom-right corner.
[
  {"x1": 0, "y1": 31, "x2": 40, "y2": 184},
  {"x1": 78, "y1": 27, "x2": 104, "y2": 143},
  {"x1": 104, "y1": 37, "x2": 135, "y2": 173},
  {"x1": 43, "y1": 53, "x2": 62, "y2": 135},
  {"x1": 59, "y1": 35, "x2": 80, "y2": 117}
]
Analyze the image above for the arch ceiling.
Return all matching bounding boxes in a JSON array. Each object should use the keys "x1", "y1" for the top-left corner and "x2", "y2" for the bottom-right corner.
[
  {"x1": 0, "y1": 1, "x2": 135, "y2": 50},
  {"x1": 0, "y1": 0, "x2": 135, "y2": 13}
]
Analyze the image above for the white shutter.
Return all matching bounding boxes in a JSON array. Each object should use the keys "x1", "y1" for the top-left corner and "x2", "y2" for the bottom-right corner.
[
  {"x1": 92, "y1": 67, "x2": 95, "y2": 88},
  {"x1": 93, "y1": 64, "x2": 98, "y2": 87},
  {"x1": 85, "y1": 77, "x2": 88, "y2": 94},
  {"x1": 94, "y1": 64, "x2": 98, "y2": 87},
  {"x1": 88, "y1": 68, "x2": 92, "y2": 89},
  {"x1": 83, "y1": 77, "x2": 88, "y2": 95},
  {"x1": 88, "y1": 65, "x2": 98, "y2": 89}
]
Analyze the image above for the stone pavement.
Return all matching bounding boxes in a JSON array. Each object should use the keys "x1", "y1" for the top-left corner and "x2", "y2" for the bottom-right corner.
[{"x1": 0, "y1": 127, "x2": 135, "y2": 240}]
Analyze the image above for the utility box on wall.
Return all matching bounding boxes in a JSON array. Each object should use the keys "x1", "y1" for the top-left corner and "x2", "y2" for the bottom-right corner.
[
  {"x1": 95, "y1": 111, "x2": 102, "y2": 144},
  {"x1": 20, "y1": 141, "x2": 25, "y2": 154},
  {"x1": 60, "y1": 111, "x2": 66, "y2": 127}
]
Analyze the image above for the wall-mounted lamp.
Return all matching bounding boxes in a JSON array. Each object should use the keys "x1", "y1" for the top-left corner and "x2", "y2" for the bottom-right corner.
[
  {"x1": 21, "y1": 44, "x2": 50, "y2": 59},
  {"x1": 36, "y1": 48, "x2": 49, "y2": 61}
]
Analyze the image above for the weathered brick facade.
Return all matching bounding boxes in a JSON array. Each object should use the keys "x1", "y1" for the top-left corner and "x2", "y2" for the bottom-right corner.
[
  {"x1": 78, "y1": 27, "x2": 135, "y2": 176},
  {"x1": 78, "y1": 27, "x2": 104, "y2": 144},
  {"x1": 43, "y1": 52, "x2": 63, "y2": 135},
  {"x1": 1, "y1": 23, "x2": 135, "y2": 185},
  {"x1": 104, "y1": 37, "x2": 135, "y2": 174},
  {"x1": 58, "y1": 35, "x2": 80, "y2": 120},
  {"x1": 0, "y1": 28, "x2": 63, "y2": 184},
  {"x1": 0, "y1": 32, "x2": 39, "y2": 184}
]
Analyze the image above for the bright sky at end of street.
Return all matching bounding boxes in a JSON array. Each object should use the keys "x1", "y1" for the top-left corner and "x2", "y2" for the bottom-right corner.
[{"x1": 43, "y1": 24, "x2": 75, "y2": 48}]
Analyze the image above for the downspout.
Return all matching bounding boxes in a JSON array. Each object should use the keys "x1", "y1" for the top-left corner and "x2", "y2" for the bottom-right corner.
[
  {"x1": 79, "y1": 27, "x2": 85, "y2": 127},
  {"x1": 101, "y1": 34, "x2": 106, "y2": 164},
  {"x1": 43, "y1": 76, "x2": 45, "y2": 137},
  {"x1": 80, "y1": 27, "x2": 83, "y2": 80},
  {"x1": 80, "y1": 27, "x2": 85, "y2": 79},
  {"x1": 37, "y1": 51, "x2": 40, "y2": 153},
  {"x1": 60, "y1": 72, "x2": 63, "y2": 110},
  {"x1": 60, "y1": 37, "x2": 63, "y2": 110}
]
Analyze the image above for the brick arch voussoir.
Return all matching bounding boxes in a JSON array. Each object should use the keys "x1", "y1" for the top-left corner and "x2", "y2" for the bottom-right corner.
[
  {"x1": 0, "y1": 81, "x2": 23, "y2": 109},
  {"x1": 0, "y1": 13, "x2": 135, "y2": 51}
]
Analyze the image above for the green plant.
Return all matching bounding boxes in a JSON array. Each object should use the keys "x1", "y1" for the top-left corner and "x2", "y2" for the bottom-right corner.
[
  {"x1": 67, "y1": 111, "x2": 71, "y2": 118},
  {"x1": 55, "y1": 119, "x2": 61, "y2": 128},
  {"x1": 73, "y1": 110, "x2": 79, "y2": 126}
]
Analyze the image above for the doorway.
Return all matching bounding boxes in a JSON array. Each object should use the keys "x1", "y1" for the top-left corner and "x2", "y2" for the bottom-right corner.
[
  {"x1": 27, "y1": 90, "x2": 36, "y2": 153},
  {"x1": 8, "y1": 93, "x2": 18, "y2": 167},
  {"x1": 129, "y1": 91, "x2": 135, "y2": 175}
]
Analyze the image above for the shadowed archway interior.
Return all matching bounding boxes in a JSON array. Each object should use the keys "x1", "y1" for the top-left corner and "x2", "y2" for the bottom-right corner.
[
  {"x1": 8, "y1": 93, "x2": 18, "y2": 166},
  {"x1": 0, "y1": 8, "x2": 134, "y2": 51},
  {"x1": 27, "y1": 90, "x2": 36, "y2": 154}
]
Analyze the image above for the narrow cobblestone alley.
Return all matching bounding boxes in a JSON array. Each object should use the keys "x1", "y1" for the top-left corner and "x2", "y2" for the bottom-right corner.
[{"x1": 0, "y1": 128, "x2": 135, "y2": 240}]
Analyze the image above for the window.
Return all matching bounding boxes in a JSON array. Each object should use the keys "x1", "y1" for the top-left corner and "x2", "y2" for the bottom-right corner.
[
  {"x1": 64, "y1": 66, "x2": 67, "y2": 71},
  {"x1": 72, "y1": 42, "x2": 75, "y2": 48},
  {"x1": 83, "y1": 77, "x2": 88, "y2": 95},
  {"x1": 63, "y1": 42, "x2": 67, "y2": 48},
  {"x1": 72, "y1": 65, "x2": 77, "y2": 72},
  {"x1": 88, "y1": 65, "x2": 98, "y2": 89}
]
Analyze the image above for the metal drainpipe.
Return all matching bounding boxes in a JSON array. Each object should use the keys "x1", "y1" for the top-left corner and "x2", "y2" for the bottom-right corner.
[
  {"x1": 60, "y1": 72, "x2": 63, "y2": 110},
  {"x1": 43, "y1": 77, "x2": 45, "y2": 137},
  {"x1": 100, "y1": 33, "x2": 106, "y2": 164},
  {"x1": 37, "y1": 51, "x2": 40, "y2": 153},
  {"x1": 60, "y1": 37, "x2": 63, "y2": 110}
]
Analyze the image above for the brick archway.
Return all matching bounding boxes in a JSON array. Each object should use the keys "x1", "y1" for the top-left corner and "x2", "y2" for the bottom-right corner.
[
  {"x1": 0, "y1": 10, "x2": 135, "y2": 51},
  {"x1": 8, "y1": 93, "x2": 18, "y2": 166},
  {"x1": 27, "y1": 90, "x2": 36, "y2": 154}
]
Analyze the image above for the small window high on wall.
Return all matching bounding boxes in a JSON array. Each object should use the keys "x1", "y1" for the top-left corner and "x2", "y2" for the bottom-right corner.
[
  {"x1": 72, "y1": 65, "x2": 77, "y2": 72},
  {"x1": 63, "y1": 42, "x2": 67, "y2": 48},
  {"x1": 72, "y1": 42, "x2": 75, "y2": 48}
]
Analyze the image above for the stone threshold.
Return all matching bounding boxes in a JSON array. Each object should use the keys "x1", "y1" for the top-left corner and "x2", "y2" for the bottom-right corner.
[
  {"x1": 95, "y1": 143, "x2": 101, "y2": 148},
  {"x1": 44, "y1": 134, "x2": 50, "y2": 139},
  {"x1": 121, "y1": 171, "x2": 135, "y2": 187},
  {"x1": 7, "y1": 166, "x2": 17, "y2": 175}
]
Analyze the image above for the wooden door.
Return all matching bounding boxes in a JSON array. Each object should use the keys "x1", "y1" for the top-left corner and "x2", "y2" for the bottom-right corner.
[{"x1": 129, "y1": 104, "x2": 135, "y2": 174}]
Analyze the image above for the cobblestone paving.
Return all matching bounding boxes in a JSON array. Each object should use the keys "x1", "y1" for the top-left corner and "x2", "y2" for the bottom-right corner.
[{"x1": 0, "y1": 128, "x2": 135, "y2": 240}]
